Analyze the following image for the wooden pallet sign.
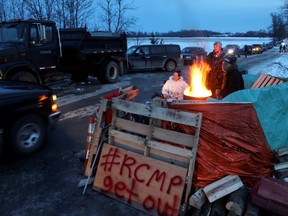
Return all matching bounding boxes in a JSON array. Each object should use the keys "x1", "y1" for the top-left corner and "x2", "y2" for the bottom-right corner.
[
  {"x1": 93, "y1": 98, "x2": 202, "y2": 215},
  {"x1": 94, "y1": 144, "x2": 187, "y2": 216}
]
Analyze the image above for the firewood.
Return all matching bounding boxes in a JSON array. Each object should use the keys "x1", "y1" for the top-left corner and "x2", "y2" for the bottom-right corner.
[
  {"x1": 210, "y1": 196, "x2": 228, "y2": 216},
  {"x1": 225, "y1": 187, "x2": 250, "y2": 216}
]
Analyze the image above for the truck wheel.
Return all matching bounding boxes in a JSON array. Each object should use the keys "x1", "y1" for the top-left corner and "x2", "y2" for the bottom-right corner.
[
  {"x1": 6, "y1": 115, "x2": 47, "y2": 156},
  {"x1": 165, "y1": 60, "x2": 176, "y2": 72},
  {"x1": 99, "y1": 61, "x2": 119, "y2": 83},
  {"x1": 11, "y1": 71, "x2": 39, "y2": 83}
]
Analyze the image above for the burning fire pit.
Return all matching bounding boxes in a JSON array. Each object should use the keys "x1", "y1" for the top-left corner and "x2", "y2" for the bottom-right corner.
[{"x1": 184, "y1": 58, "x2": 212, "y2": 100}]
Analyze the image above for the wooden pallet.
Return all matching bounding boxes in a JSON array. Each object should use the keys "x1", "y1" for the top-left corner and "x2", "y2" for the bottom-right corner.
[
  {"x1": 84, "y1": 86, "x2": 139, "y2": 177},
  {"x1": 93, "y1": 98, "x2": 202, "y2": 215},
  {"x1": 251, "y1": 74, "x2": 285, "y2": 89}
]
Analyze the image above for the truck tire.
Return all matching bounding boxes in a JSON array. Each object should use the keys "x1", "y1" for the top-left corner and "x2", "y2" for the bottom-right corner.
[
  {"x1": 99, "y1": 61, "x2": 119, "y2": 83},
  {"x1": 11, "y1": 71, "x2": 39, "y2": 83},
  {"x1": 6, "y1": 115, "x2": 47, "y2": 156},
  {"x1": 165, "y1": 60, "x2": 176, "y2": 72}
]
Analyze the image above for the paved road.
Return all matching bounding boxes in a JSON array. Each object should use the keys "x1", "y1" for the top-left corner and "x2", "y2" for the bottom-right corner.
[{"x1": 0, "y1": 48, "x2": 282, "y2": 216}]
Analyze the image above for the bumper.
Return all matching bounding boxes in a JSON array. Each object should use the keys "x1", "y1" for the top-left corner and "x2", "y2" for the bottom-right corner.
[{"x1": 49, "y1": 111, "x2": 61, "y2": 125}]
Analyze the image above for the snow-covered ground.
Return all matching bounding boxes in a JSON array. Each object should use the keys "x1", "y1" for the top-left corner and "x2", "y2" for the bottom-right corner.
[{"x1": 248, "y1": 51, "x2": 288, "y2": 78}]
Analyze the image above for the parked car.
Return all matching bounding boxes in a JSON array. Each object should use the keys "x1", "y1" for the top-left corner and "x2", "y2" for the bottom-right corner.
[
  {"x1": 223, "y1": 44, "x2": 241, "y2": 57},
  {"x1": 251, "y1": 44, "x2": 263, "y2": 54},
  {"x1": 181, "y1": 47, "x2": 207, "y2": 65},
  {"x1": 126, "y1": 44, "x2": 183, "y2": 72},
  {"x1": 0, "y1": 81, "x2": 61, "y2": 156}
]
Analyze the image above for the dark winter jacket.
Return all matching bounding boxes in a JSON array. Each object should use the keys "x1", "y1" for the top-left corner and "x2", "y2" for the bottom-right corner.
[
  {"x1": 206, "y1": 50, "x2": 226, "y2": 96},
  {"x1": 220, "y1": 64, "x2": 244, "y2": 98}
]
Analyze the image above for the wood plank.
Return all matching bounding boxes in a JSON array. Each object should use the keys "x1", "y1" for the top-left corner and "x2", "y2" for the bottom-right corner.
[
  {"x1": 115, "y1": 117, "x2": 195, "y2": 147},
  {"x1": 259, "y1": 76, "x2": 271, "y2": 87},
  {"x1": 274, "y1": 147, "x2": 288, "y2": 157},
  {"x1": 203, "y1": 175, "x2": 244, "y2": 203},
  {"x1": 110, "y1": 129, "x2": 193, "y2": 158},
  {"x1": 111, "y1": 98, "x2": 202, "y2": 127},
  {"x1": 189, "y1": 188, "x2": 207, "y2": 209},
  {"x1": 111, "y1": 132, "x2": 190, "y2": 166},
  {"x1": 152, "y1": 127, "x2": 195, "y2": 148},
  {"x1": 251, "y1": 74, "x2": 267, "y2": 88},
  {"x1": 266, "y1": 77, "x2": 277, "y2": 86},
  {"x1": 147, "y1": 140, "x2": 193, "y2": 158},
  {"x1": 93, "y1": 144, "x2": 187, "y2": 216},
  {"x1": 274, "y1": 161, "x2": 288, "y2": 171}
]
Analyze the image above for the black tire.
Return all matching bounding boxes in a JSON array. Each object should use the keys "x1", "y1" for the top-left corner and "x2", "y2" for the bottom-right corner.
[
  {"x1": 99, "y1": 61, "x2": 119, "y2": 83},
  {"x1": 11, "y1": 71, "x2": 39, "y2": 83},
  {"x1": 7, "y1": 115, "x2": 47, "y2": 156},
  {"x1": 165, "y1": 60, "x2": 176, "y2": 72}
]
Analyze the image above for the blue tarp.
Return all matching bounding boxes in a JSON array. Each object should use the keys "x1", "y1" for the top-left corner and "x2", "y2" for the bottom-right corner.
[{"x1": 218, "y1": 74, "x2": 288, "y2": 150}]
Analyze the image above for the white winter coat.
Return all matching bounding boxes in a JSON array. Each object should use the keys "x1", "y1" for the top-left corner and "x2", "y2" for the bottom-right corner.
[{"x1": 161, "y1": 76, "x2": 189, "y2": 100}]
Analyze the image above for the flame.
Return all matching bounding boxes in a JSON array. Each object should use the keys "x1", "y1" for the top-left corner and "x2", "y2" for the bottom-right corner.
[{"x1": 184, "y1": 57, "x2": 212, "y2": 98}]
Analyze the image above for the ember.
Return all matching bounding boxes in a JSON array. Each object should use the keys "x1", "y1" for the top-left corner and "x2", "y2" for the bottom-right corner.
[{"x1": 184, "y1": 58, "x2": 212, "y2": 99}]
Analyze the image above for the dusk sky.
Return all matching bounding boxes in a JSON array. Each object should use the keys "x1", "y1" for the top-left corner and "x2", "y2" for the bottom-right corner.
[{"x1": 127, "y1": 0, "x2": 284, "y2": 33}]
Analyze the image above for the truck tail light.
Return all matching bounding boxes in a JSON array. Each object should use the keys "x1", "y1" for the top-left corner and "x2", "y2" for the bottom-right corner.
[
  {"x1": 52, "y1": 103, "x2": 58, "y2": 112},
  {"x1": 51, "y1": 94, "x2": 58, "y2": 112}
]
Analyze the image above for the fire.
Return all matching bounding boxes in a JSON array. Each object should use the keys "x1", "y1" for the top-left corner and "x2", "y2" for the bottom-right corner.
[{"x1": 184, "y1": 58, "x2": 212, "y2": 98}]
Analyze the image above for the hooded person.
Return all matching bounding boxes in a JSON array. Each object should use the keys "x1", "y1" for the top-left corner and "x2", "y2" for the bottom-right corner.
[
  {"x1": 217, "y1": 56, "x2": 244, "y2": 99},
  {"x1": 161, "y1": 70, "x2": 189, "y2": 100}
]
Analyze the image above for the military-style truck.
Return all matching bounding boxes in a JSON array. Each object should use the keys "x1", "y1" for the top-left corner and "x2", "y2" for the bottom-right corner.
[{"x1": 0, "y1": 19, "x2": 127, "y2": 84}]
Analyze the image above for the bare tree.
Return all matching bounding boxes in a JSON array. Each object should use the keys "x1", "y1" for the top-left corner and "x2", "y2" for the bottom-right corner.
[
  {"x1": 270, "y1": 12, "x2": 286, "y2": 41},
  {"x1": 96, "y1": 0, "x2": 137, "y2": 32},
  {"x1": 0, "y1": 0, "x2": 27, "y2": 20},
  {"x1": 23, "y1": 0, "x2": 57, "y2": 20}
]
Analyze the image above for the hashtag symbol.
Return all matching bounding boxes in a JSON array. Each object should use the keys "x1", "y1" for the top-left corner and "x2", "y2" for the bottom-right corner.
[{"x1": 100, "y1": 147, "x2": 121, "y2": 171}]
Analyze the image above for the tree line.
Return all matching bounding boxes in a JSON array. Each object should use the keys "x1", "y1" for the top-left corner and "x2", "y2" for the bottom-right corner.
[{"x1": 0, "y1": 0, "x2": 287, "y2": 42}]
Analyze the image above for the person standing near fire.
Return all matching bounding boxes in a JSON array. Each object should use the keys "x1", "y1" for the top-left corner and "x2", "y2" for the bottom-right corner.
[
  {"x1": 162, "y1": 70, "x2": 189, "y2": 100},
  {"x1": 217, "y1": 57, "x2": 244, "y2": 99},
  {"x1": 206, "y1": 41, "x2": 226, "y2": 98}
]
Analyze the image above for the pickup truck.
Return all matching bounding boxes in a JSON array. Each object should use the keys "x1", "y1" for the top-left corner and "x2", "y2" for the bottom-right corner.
[
  {"x1": 0, "y1": 19, "x2": 127, "y2": 84},
  {"x1": 0, "y1": 80, "x2": 61, "y2": 157}
]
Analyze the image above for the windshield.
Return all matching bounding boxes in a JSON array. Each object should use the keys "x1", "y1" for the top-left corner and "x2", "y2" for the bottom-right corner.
[
  {"x1": 0, "y1": 23, "x2": 27, "y2": 43},
  {"x1": 127, "y1": 46, "x2": 137, "y2": 55}
]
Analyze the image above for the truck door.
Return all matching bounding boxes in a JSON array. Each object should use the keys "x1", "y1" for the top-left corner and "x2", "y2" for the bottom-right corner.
[
  {"x1": 129, "y1": 46, "x2": 150, "y2": 69},
  {"x1": 29, "y1": 23, "x2": 60, "y2": 73}
]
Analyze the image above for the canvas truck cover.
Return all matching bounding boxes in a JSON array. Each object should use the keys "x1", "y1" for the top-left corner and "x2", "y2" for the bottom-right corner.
[{"x1": 168, "y1": 102, "x2": 273, "y2": 188}]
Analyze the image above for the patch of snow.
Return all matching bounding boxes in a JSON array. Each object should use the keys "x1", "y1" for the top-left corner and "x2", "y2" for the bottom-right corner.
[{"x1": 248, "y1": 53, "x2": 288, "y2": 78}]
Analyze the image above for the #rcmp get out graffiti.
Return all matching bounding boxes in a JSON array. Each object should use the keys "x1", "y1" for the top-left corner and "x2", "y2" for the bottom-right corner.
[{"x1": 93, "y1": 144, "x2": 187, "y2": 216}]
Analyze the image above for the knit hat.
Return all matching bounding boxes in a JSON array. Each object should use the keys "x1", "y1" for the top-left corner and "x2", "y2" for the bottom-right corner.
[{"x1": 214, "y1": 41, "x2": 222, "y2": 47}]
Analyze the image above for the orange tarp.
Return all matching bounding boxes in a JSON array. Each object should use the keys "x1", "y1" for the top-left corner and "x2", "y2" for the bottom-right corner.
[{"x1": 168, "y1": 102, "x2": 273, "y2": 188}]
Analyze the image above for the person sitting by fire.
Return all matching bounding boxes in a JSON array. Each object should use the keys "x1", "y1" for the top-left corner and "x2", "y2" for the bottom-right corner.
[
  {"x1": 206, "y1": 41, "x2": 226, "y2": 98},
  {"x1": 161, "y1": 70, "x2": 189, "y2": 100},
  {"x1": 216, "y1": 57, "x2": 244, "y2": 99}
]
